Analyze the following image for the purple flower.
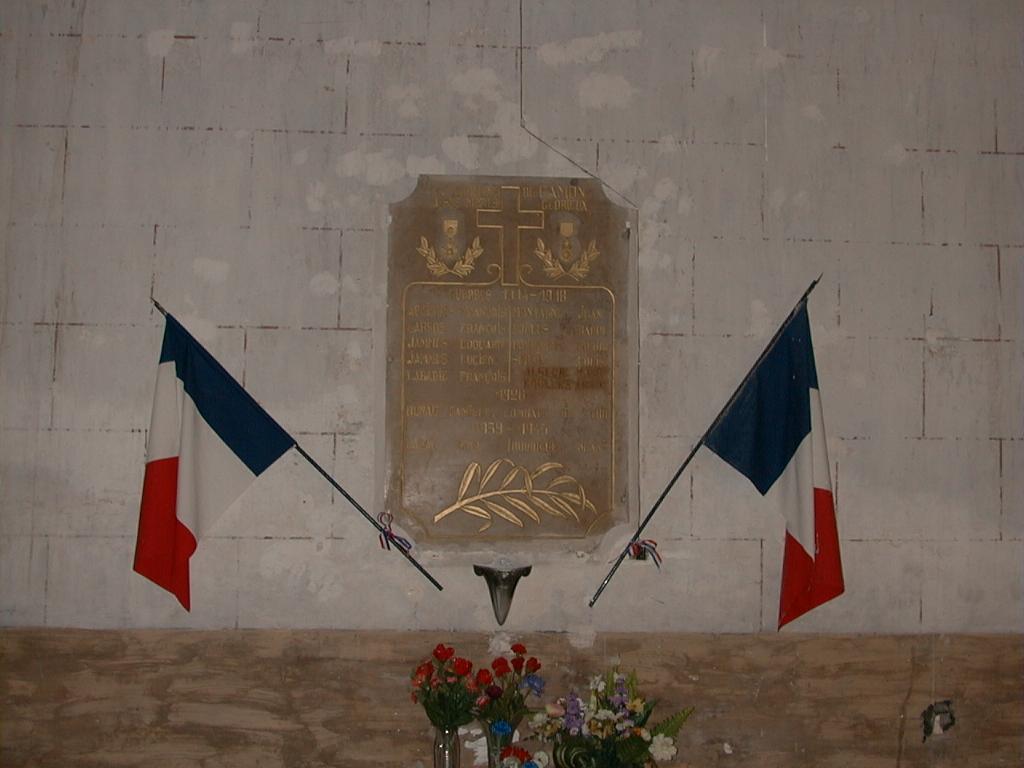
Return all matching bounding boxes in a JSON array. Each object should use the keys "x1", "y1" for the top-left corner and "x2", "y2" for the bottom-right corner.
[{"x1": 564, "y1": 693, "x2": 584, "y2": 733}]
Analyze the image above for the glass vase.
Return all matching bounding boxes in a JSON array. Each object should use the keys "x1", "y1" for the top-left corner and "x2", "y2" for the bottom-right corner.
[
  {"x1": 483, "y1": 719, "x2": 519, "y2": 768},
  {"x1": 433, "y1": 724, "x2": 460, "y2": 768}
]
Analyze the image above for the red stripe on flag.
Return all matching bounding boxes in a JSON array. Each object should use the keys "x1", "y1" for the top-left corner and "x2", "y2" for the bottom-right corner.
[
  {"x1": 133, "y1": 456, "x2": 197, "y2": 611},
  {"x1": 778, "y1": 487, "x2": 844, "y2": 628}
]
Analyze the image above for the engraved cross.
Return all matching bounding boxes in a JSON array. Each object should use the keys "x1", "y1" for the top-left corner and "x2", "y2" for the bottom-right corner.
[{"x1": 477, "y1": 186, "x2": 545, "y2": 286}]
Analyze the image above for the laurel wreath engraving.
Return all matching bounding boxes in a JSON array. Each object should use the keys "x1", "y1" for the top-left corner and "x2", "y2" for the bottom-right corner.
[
  {"x1": 534, "y1": 237, "x2": 599, "y2": 281},
  {"x1": 417, "y1": 235, "x2": 484, "y2": 278},
  {"x1": 433, "y1": 459, "x2": 597, "y2": 532}
]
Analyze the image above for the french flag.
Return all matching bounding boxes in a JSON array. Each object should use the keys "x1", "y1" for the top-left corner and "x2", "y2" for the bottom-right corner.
[
  {"x1": 704, "y1": 304, "x2": 844, "y2": 629},
  {"x1": 134, "y1": 314, "x2": 295, "y2": 610}
]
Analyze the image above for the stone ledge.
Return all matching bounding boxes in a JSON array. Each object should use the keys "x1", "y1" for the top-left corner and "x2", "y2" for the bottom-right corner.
[{"x1": 1, "y1": 629, "x2": 1020, "y2": 766}]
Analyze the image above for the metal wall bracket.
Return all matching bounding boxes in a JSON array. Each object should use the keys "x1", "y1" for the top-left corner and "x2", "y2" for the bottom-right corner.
[{"x1": 474, "y1": 564, "x2": 531, "y2": 626}]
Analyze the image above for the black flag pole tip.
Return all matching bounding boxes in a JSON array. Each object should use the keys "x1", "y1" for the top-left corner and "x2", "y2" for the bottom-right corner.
[
  {"x1": 150, "y1": 297, "x2": 168, "y2": 317},
  {"x1": 803, "y1": 273, "x2": 823, "y2": 302}
]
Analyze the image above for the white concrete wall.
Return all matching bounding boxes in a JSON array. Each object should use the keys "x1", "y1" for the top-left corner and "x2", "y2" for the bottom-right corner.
[{"x1": 1, "y1": 0, "x2": 1020, "y2": 633}]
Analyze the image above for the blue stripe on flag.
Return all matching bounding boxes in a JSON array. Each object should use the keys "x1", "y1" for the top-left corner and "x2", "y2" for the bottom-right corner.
[
  {"x1": 704, "y1": 304, "x2": 818, "y2": 496},
  {"x1": 159, "y1": 315, "x2": 295, "y2": 475}
]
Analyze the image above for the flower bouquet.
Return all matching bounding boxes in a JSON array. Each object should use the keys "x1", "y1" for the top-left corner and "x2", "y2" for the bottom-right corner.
[
  {"x1": 411, "y1": 643, "x2": 478, "y2": 767},
  {"x1": 531, "y1": 670, "x2": 692, "y2": 768},
  {"x1": 411, "y1": 643, "x2": 478, "y2": 728},
  {"x1": 474, "y1": 643, "x2": 545, "y2": 766}
]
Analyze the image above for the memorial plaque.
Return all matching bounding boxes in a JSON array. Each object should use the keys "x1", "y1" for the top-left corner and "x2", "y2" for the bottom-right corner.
[{"x1": 385, "y1": 176, "x2": 637, "y2": 543}]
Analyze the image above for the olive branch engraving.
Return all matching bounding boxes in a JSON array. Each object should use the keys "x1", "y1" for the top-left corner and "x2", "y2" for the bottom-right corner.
[
  {"x1": 433, "y1": 458, "x2": 597, "y2": 532},
  {"x1": 417, "y1": 235, "x2": 484, "y2": 278},
  {"x1": 534, "y1": 237, "x2": 600, "y2": 281}
]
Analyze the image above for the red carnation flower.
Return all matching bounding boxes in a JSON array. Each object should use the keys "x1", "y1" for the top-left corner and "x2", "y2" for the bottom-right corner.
[
  {"x1": 486, "y1": 684, "x2": 504, "y2": 700},
  {"x1": 511, "y1": 642, "x2": 527, "y2": 655},
  {"x1": 511, "y1": 656, "x2": 524, "y2": 673},
  {"x1": 453, "y1": 657, "x2": 473, "y2": 676},
  {"x1": 416, "y1": 661, "x2": 434, "y2": 678},
  {"x1": 433, "y1": 643, "x2": 455, "y2": 662},
  {"x1": 525, "y1": 657, "x2": 541, "y2": 673},
  {"x1": 492, "y1": 657, "x2": 512, "y2": 677},
  {"x1": 501, "y1": 745, "x2": 532, "y2": 762},
  {"x1": 476, "y1": 668, "x2": 493, "y2": 687}
]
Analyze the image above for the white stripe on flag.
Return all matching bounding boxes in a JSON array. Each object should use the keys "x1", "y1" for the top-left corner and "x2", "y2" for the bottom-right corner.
[
  {"x1": 146, "y1": 361, "x2": 183, "y2": 463},
  {"x1": 733, "y1": 387, "x2": 830, "y2": 556},
  {"x1": 176, "y1": 384, "x2": 263, "y2": 537},
  {"x1": 810, "y1": 388, "x2": 832, "y2": 498}
]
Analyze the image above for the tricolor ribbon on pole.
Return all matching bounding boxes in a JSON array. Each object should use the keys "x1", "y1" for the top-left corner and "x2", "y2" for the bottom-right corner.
[
  {"x1": 377, "y1": 512, "x2": 413, "y2": 554},
  {"x1": 590, "y1": 277, "x2": 845, "y2": 629},
  {"x1": 134, "y1": 301, "x2": 442, "y2": 610},
  {"x1": 627, "y1": 539, "x2": 662, "y2": 568}
]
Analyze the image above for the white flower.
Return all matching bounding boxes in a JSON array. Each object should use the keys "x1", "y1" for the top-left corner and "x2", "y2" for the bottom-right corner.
[
  {"x1": 589, "y1": 675, "x2": 606, "y2": 693},
  {"x1": 639, "y1": 728, "x2": 652, "y2": 742},
  {"x1": 595, "y1": 708, "x2": 616, "y2": 721},
  {"x1": 531, "y1": 712, "x2": 548, "y2": 728},
  {"x1": 650, "y1": 734, "x2": 677, "y2": 762},
  {"x1": 533, "y1": 751, "x2": 550, "y2": 767}
]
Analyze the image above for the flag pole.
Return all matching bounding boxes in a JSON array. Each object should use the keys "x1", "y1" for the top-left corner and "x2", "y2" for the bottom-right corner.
[
  {"x1": 588, "y1": 275, "x2": 823, "y2": 607},
  {"x1": 290, "y1": 444, "x2": 443, "y2": 591},
  {"x1": 149, "y1": 298, "x2": 443, "y2": 592}
]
